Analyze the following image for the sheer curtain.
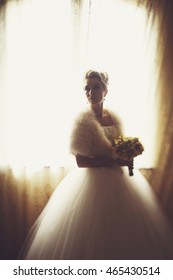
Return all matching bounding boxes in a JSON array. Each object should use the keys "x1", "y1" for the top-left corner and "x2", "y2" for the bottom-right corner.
[
  {"x1": 0, "y1": 0, "x2": 157, "y2": 171},
  {"x1": 146, "y1": 0, "x2": 173, "y2": 220},
  {"x1": 2, "y1": 0, "x2": 78, "y2": 171},
  {"x1": 0, "y1": 0, "x2": 170, "y2": 259}
]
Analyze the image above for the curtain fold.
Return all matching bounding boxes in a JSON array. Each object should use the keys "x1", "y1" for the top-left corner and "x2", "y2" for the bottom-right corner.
[
  {"x1": 132, "y1": 0, "x2": 173, "y2": 222},
  {"x1": 0, "y1": 166, "x2": 67, "y2": 259},
  {"x1": 148, "y1": 1, "x2": 173, "y2": 218}
]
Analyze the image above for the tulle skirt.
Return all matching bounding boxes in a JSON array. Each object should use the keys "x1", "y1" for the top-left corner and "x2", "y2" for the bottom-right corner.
[{"x1": 21, "y1": 167, "x2": 173, "y2": 260}]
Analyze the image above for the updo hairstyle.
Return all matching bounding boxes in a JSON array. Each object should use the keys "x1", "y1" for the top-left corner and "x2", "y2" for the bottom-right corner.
[{"x1": 84, "y1": 70, "x2": 109, "y2": 92}]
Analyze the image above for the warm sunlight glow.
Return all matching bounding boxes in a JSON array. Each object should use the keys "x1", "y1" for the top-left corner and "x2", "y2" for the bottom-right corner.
[
  {"x1": 3, "y1": 0, "x2": 157, "y2": 172},
  {"x1": 82, "y1": 0, "x2": 157, "y2": 168},
  {"x1": 5, "y1": 0, "x2": 77, "y2": 171}
]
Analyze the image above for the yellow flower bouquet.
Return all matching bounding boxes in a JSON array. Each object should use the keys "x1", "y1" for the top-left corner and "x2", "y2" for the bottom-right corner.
[{"x1": 113, "y1": 136, "x2": 144, "y2": 176}]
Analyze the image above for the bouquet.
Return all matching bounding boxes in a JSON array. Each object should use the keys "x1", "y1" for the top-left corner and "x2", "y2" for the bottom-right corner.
[{"x1": 113, "y1": 136, "x2": 144, "y2": 176}]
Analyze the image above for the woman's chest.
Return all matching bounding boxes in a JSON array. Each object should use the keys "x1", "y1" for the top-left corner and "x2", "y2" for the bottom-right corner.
[{"x1": 102, "y1": 126, "x2": 119, "y2": 141}]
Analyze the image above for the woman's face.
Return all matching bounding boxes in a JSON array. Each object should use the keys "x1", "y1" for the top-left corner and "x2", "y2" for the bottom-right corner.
[{"x1": 84, "y1": 78, "x2": 107, "y2": 106}]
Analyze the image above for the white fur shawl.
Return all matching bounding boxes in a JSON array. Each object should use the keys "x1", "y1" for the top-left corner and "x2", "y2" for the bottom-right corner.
[{"x1": 70, "y1": 109, "x2": 123, "y2": 159}]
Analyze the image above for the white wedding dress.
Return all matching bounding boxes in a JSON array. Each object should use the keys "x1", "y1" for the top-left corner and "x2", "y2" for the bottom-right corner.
[{"x1": 21, "y1": 109, "x2": 173, "y2": 260}]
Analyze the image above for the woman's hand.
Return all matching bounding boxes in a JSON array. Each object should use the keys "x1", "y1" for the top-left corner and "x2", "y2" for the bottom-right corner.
[
  {"x1": 76, "y1": 155, "x2": 134, "y2": 175},
  {"x1": 117, "y1": 159, "x2": 134, "y2": 167},
  {"x1": 117, "y1": 158, "x2": 134, "y2": 176},
  {"x1": 117, "y1": 158, "x2": 134, "y2": 168}
]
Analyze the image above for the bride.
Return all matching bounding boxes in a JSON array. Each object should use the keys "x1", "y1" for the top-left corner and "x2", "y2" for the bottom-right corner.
[{"x1": 21, "y1": 70, "x2": 173, "y2": 260}]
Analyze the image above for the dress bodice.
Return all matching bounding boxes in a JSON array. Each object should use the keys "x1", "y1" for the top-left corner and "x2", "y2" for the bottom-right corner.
[{"x1": 102, "y1": 125, "x2": 119, "y2": 143}]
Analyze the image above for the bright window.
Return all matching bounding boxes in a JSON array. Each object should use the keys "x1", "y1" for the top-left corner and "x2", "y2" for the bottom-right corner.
[{"x1": 1, "y1": 0, "x2": 157, "y2": 172}]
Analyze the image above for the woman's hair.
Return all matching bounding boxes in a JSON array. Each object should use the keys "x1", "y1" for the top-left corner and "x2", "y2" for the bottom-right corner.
[{"x1": 84, "y1": 70, "x2": 109, "y2": 91}]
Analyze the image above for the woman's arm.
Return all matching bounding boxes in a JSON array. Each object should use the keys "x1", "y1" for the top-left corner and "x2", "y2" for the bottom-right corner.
[
  {"x1": 76, "y1": 154, "x2": 115, "y2": 168},
  {"x1": 116, "y1": 158, "x2": 134, "y2": 168},
  {"x1": 76, "y1": 155, "x2": 134, "y2": 169}
]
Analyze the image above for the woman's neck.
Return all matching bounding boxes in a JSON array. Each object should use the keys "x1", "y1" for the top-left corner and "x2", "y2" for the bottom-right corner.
[{"x1": 91, "y1": 103, "x2": 103, "y2": 118}]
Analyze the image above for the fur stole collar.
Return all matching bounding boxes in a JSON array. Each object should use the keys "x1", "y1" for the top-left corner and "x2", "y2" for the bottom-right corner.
[{"x1": 70, "y1": 108, "x2": 123, "y2": 159}]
